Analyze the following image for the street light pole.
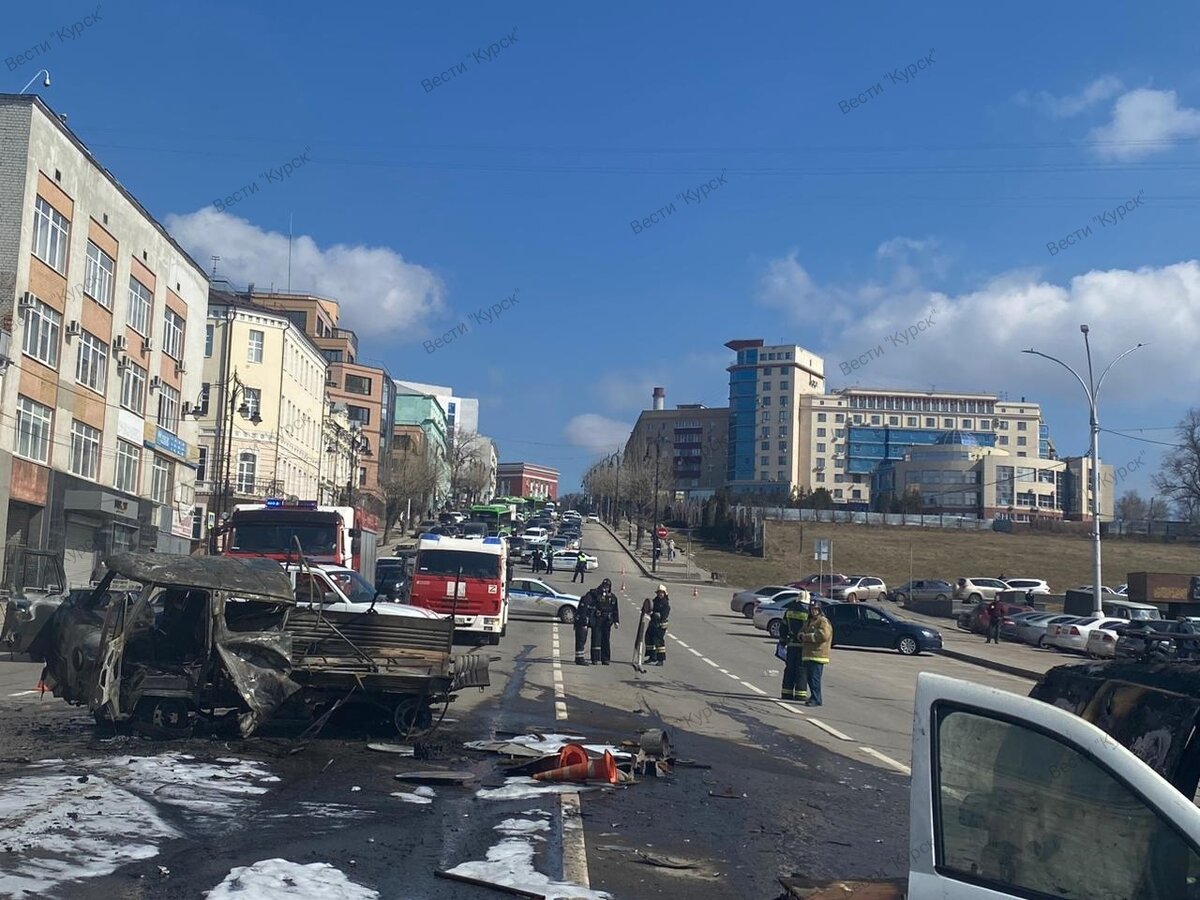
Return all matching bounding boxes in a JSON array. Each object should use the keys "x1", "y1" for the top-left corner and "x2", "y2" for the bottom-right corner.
[
  {"x1": 1023, "y1": 327, "x2": 1144, "y2": 617},
  {"x1": 645, "y1": 439, "x2": 664, "y2": 574}
]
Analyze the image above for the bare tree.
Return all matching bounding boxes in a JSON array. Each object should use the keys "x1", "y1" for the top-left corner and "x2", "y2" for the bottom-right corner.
[
  {"x1": 381, "y1": 446, "x2": 441, "y2": 541},
  {"x1": 1153, "y1": 410, "x2": 1200, "y2": 521},
  {"x1": 1115, "y1": 490, "x2": 1147, "y2": 522},
  {"x1": 447, "y1": 430, "x2": 489, "y2": 506}
]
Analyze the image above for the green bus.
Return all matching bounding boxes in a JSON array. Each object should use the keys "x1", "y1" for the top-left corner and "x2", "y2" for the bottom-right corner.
[{"x1": 470, "y1": 503, "x2": 515, "y2": 535}]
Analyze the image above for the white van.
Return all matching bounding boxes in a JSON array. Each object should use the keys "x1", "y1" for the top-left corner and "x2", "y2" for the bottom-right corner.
[{"x1": 1101, "y1": 597, "x2": 1161, "y2": 621}]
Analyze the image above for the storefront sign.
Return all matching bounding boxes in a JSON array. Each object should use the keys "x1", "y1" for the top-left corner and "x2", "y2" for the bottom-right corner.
[
  {"x1": 117, "y1": 410, "x2": 144, "y2": 445},
  {"x1": 144, "y1": 422, "x2": 190, "y2": 463}
]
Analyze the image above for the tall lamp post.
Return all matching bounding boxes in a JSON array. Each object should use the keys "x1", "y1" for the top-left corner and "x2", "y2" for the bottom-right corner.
[
  {"x1": 1023, "y1": 326, "x2": 1144, "y2": 616},
  {"x1": 195, "y1": 370, "x2": 261, "y2": 552},
  {"x1": 606, "y1": 451, "x2": 622, "y2": 528},
  {"x1": 644, "y1": 437, "x2": 668, "y2": 573},
  {"x1": 328, "y1": 422, "x2": 372, "y2": 507}
]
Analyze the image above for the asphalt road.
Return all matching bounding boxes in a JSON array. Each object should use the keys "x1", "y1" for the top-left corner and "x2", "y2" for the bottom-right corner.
[{"x1": 0, "y1": 525, "x2": 1040, "y2": 899}]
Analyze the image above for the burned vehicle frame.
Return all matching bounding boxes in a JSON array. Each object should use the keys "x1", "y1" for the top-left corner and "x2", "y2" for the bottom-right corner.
[{"x1": 6, "y1": 552, "x2": 299, "y2": 737}]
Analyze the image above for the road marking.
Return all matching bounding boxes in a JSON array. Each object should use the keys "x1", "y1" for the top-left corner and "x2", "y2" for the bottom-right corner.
[
  {"x1": 673, "y1": 638, "x2": 689, "y2": 648},
  {"x1": 725, "y1": 672, "x2": 741, "y2": 682},
  {"x1": 742, "y1": 682, "x2": 768, "y2": 695},
  {"x1": 774, "y1": 700, "x2": 806, "y2": 714},
  {"x1": 860, "y1": 747, "x2": 912, "y2": 775},
  {"x1": 560, "y1": 792, "x2": 591, "y2": 886},
  {"x1": 8, "y1": 690, "x2": 39, "y2": 697},
  {"x1": 551, "y1": 625, "x2": 568, "y2": 721},
  {"x1": 687, "y1": 647, "x2": 702, "y2": 657},
  {"x1": 808, "y1": 718, "x2": 854, "y2": 741},
  {"x1": 701, "y1": 658, "x2": 719, "y2": 668}
]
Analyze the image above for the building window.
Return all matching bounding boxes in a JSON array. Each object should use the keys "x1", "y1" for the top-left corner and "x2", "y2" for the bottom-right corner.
[
  {"x1": 359, "y1": 467, "x2": 367, "y2": 486},
  {"x1": 151, "y1": 455, "x2": 172, "y2": 504},
  {"x1": 196, "y1": 446, "x2": 208, "y2": 483},
  {"x1": 815, "y1": 472, "x2": 825, "y2": 483},
  {"x1": 157, "y1": 383, "x2": 181, "y2": 434},
  {"x1": 15, "y1": 395, "x2": 53, "y2": 464},
  {"x1": 778, "y1": 456, "x2": 787, "y2": 466},
  {"x1": 817, "y1": 442, "x2": 826, "y2": 453},
  {"x1": 32, "y1": 197, "x2": 70, "y2": 273},
  {"x1": 760, "y1": 440, "x2": 770, "y2": 450},
  {"x1": 243, "y1": 387, "x2": 261, "y2": 420},
  {"x1": 1018, "y1": 421, "x2": 1028, "y2": 431},
  {"x1": 779, "y1": 441, "x2": 788, "y2": 452},
  {"x1": 924, "y1": 417, "x2": 936, "y2": 428},
  {"x1": 779, "y1": 426, "x2": 788, "y2": 437},
  {"x1": 84, "y1": 241, "x2": 115, "y2": 307},
  {"x1": 818, "y1": 413, "x2": 827, "y2": 422},
  {"x1": 75, "y1": 330, "x2": 108, "y2": 393},
  {"x1": 248, "y1": 329, "x2": 264, "y2": 363},
  {"x1": 999, "y1": 435, "x2": 1009, "y2": 445},
  {"x1": 236, "y1": 452, "x2": 256, "y2": 493},
  {"x1": 1017, "y1": 436, "x2": 1027, "y2": 446},
  {"x1": 815, "y1": 459, "x2": 826, "y2": 470},
  {"x1": 347, "y1": 405, "x2": 371, "y2": 426},
  {"x1": 121, "y1": 362, "x2": 147, "y2": 416},
  {"x1": 980, "y1": 419, "x2": 991, "y2": 429},
  {"x1": 761, "y1": 396, "x2": 771, "y2": 407},
  {"x1": 817, "y1": 427, "x2": 827, "y2": 437},
  {"x1": 761, "y1": 426, "x2": 771, "y2": 438},
  {"x1": 907, "y1": 417, "x2": 917, "y2": 427},
  {"x1": 760, "y1": 456, "x2": 769, "y2": 467},
  {"x1": 889, "y1": 416, "x2": 899, "y2": 425},
  {"x1": 871, "y1": 415, "x2": 881, "y2": 425},
  {"x1": 198, "y1": 383, "x2": 210, "y2": 416},
  {"x1": 760, "y1": 412, "x2": 770, "y2": 423},
  {"x1": 762, "y1": 367, "x2": 772, "y2": 375},
  {"x1": 762, "y1": 382, "x2": 772, "y2": 392},
  {"x1": 205, "y1": 323, "x2": 214, "y2": 357},
  {"x1": 963, "y1": 418, "x2": 973, "y2": 429},
  {"x1": 345, "y1": 374, "x2": 372, "y2": 395},
  {"x1": 21, "y1": 298, "x2": 61, "y2": 368},
  {"x1": 191, "y1": 506, "x2": 204, "y2": 541},
  {"x1": 780, "y1": 381, "x2": 789, "y2": 391},
  {"x1": 115, "y1": 440, "x2": 141, "y2": 493},
  {"x1": 127, "y1": 277, "x2": 152, "y2": 336},
  {"x1": 163, "y1": 308, "x2": 185, "y2": 360},
  {"x1": 69, "y1": 420, "x2": 101, "y2": 480}
]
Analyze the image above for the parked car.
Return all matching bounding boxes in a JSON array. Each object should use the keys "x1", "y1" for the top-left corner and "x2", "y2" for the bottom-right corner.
[
  {"x1": 829, "y1": 575, "x2": 888, "y2": 603},
  {"x1": 789, "y1": 573, "x2": 850, "y2": 594},
  {"x1": 1043, "y1": 617, "x2": 1126, "y2": 653},
  {"x1": 888, "y1": 579, "x2": 953, "y2": 604},
  {"x1": 998, "y1": 610, "x2": 1048, "y2": 642},
  {"x1": 1114, "y1": 583, "x2": 1129, "y2": 595},
  {"x1": 958, "y1": 600, "x2": 1035, "y2": 635},
  {"x1": 1067, "y1": 584, "x2": 1121, "y2": 595},
  {"x1": 752, "y1": 591, "x2": 810, "y2": 637},
  {"x1": 374, "y1": 556, "x2": 410, "y2": 601},
  {"x1": 549, "y1": 549, "x2": 598, "y2": 570},
  {"x1": 522, "y1": 527, "x2": 550, "y2": 547},
  {"x1": 823, "y1": 603, "x2": 943, "y2": 656},
  {"x1": 507, "y1": 578, "x2": 580, "y2": 623},
  {"x1": 730, "y1": 585, "x2": 794, "y2": 618},
  {"x1": 1085, "y1": 624, "x2": 1121, "y2": 659},
  {"x1": 586, "y1": 514, "x2": 600, "y2": 523},
  {"x1": 414, "y1": 519, "x2": 440, "y2": 536},
  {"x1": 1004, "y1": 578, "x2": 1051, "y2": 595},
  {"x1": 953, "y1": 577, "x2": 1011, "y2": 604},
  {"x1": 1015, "y1": 614, "x2": 1084, "y2": 648}
]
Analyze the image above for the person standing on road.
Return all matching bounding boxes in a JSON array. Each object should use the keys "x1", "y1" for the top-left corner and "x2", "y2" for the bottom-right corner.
[
  {"x1": 800, "y1": 601, "x2": 833, "y2": 707},
  {"x1": 667, "y1": 538, "x2": 676, "y2": 561},
  {"x1": 779, "y1": 593, "x2": 811, "y2": 702},
  {"x1": 646, "y1": 585, "x2": 671, "y2": 666},
  {"x1": 574, "y1": 583, "x2": 598, "y2": 666},
  {"x1": 572, "y1": 551, "x2": 588, "y2": 583},
  {"x1": 545, "y1": 548, "x2": 555, "y2": 575},
  {"x1": 633, "y1": 597, "x2": 653, "y2": 673},
  {"x1": 985, "y1": 598, "x2": 1003, "y2": 644},
  {"x1": 531, "y1": 549, "x2": 543, "y2": 574},
  {"x1": 590, "y1": 579, "x2": 620, "y2": 665}
]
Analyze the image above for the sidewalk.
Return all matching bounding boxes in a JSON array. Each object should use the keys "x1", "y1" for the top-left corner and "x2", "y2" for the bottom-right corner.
[{"x1": 598, "y1": 521, "x2": 712, "y2": 584}]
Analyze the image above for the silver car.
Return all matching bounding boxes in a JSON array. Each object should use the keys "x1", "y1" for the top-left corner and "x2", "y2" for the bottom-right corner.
[
  {"x1": 507, "y1": 578, "x2": 580, "y2": 623},
  {"x1": 752, "y1": 591, "x2": 808, "y2": 637},
  {"x1": 1014, "y1": 614, "x2": 1082, "y2": 648},
  {"x1": 731, "y1": 586, "x2": 793, "y2": 618},
  {"x1": 830, "y1": 576, "x2": 888, "y2": 603}
]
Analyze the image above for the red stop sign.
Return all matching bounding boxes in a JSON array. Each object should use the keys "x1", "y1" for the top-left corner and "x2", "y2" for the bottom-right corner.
[{"x1": 655, "y1": 526, "x2": 668, "y2": 539}]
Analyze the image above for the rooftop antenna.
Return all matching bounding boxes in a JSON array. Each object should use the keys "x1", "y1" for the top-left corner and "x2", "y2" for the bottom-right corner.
[{"x1": 210, "y1": 256, "x2": 220, "y2": 279}]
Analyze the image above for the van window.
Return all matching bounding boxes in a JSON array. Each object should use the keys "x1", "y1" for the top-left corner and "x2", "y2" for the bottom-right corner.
[{"x1": 935, "y1": 705, "x2": 1200, "y2": 898}]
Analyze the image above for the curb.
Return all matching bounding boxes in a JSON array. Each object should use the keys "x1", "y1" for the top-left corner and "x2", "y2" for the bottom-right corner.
[
  {"x1": 597, "y1": 520, "x2": 652, "y2": 579},
  {"x1": 936, "y1": 646, "x2": 1044, "y2": 681}
]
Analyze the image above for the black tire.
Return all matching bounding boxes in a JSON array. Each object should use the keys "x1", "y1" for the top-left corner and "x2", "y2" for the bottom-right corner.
[
  {"x1": 897, "y1": 636, "x2": 920, "y2": 656},
  {"x1": 1036, "y1": 635, "x2": 1047, "y2": 648},
  {"x1": 557, "y1": 605, "x2": 576, "y2": 624},
  {"x1": 742, "y1": 603, "x2": 756, "y2": 618},
  {"x1": 768, "y1": 619, "x2": 782, "y2": 640},
  {"x1": 935, "y1": 594, "x2": 949, "y2": 602},
  {"x1": 969, "y1": 593, "x2": 982, "y2": 603},
  {"x1": 893, "y1": 593, "x2": 907, "y2": 605}
]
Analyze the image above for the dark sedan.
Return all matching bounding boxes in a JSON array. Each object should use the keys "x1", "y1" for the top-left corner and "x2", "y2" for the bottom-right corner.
[{"x1": 823, "y1": 602, "x2": 943, "y2": 655}]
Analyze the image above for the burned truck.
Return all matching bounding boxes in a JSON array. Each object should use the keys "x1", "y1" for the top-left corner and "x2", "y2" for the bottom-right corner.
[{"x1": 2, "y1": 552, "x2": 489, "y2": 738}]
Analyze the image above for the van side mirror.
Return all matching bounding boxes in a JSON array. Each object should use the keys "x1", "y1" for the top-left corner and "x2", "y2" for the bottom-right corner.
[{"x1": 323, "y1": 592, "x2": 339, "y2": 605}]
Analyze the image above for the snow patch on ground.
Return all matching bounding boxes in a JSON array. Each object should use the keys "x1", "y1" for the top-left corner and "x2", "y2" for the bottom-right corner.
[
  {"x1": 476, "y1": 776, "x2": 596, "y2": 802},
  {"x1": 391, "y1": 786, "x2": 436, "y2": 805},
  {"x1": 205, "y1": 859, "x2": 378, "y2": 899},
  {"x1": 497, "y1": 817, "x2": 551, "y2": 837},
  {"x1": 0, "y1": 753, "x2": 278, "y2": 899},
  {"x1": 445, "y1": 824, "x2": 611, "y2": 900}
]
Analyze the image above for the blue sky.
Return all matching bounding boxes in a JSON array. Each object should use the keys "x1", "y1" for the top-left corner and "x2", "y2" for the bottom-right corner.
[{"x1": 9, "y1": 1, "x2": 1200, "y2": 498}]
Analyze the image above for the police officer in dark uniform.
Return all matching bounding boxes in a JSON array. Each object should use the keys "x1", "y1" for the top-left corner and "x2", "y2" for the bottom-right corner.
[
  {"x1": 779, "y1": 592, "x2": 811, "y2": 701},
  {"x1": 590, "y1": 578, "x2": 620, "y2": 665},
  {"x1": 574, "y1": 581, "x2": 598, "y2": 665}
]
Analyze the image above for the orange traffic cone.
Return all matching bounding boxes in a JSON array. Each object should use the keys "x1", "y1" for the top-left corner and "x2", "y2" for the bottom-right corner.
[
  {"x1": 534, "y1": 750, "x2": 618, "y2": 784},
  {"x1": 557, "y1": 743, "x2": 589, "y2": 769},
  {"x1": 693, "y1": 587, "x2": 699, "y2": 598}
]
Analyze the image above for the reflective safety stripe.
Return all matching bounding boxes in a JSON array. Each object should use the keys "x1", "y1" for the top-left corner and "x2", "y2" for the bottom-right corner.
[{"x1": 803, "y1": 656, "x2": 829, "y2": 664}]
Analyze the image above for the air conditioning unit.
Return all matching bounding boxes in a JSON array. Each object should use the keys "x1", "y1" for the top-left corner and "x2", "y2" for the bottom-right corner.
[
  {"x1": 174, "y1": 361, "x2": 186, "y2": 375},
  {"x1": 17, "y1": 292, "x2": 36, "y2": 310},
  {"x1": 142, "y1": 337, "x2": 153, "y2": 353},
  {"x1": 112, "y1": 335, "x2": 128, "y2": 353},
  {"x1": 149, "y1": 376, "x2": 163, "y2": 392},
  {"x1": 65, "y1": 320, "x2": 81, "y2": 338},
  {"x1": 115, "y1": 352, "x2": 129, "y2": 370}
]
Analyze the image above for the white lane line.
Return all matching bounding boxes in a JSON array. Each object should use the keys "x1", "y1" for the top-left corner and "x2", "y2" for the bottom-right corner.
[
  {"x1": 808, "y1": 718, "x2": 854, "y2": 741},
  {"x1": 724, "y1": 672, "x2": 741, "y2": 682},
  {"x1": 8, "y1": 690, "x2": 39, "y2": 697},
  {"x1": 673, "y1": 638, "x2": 689, "y2": 648},
  {"x1": 774, "y1": 700, "x2": 806, "y2": 714},
  {"x1": 701, "y1": 658, "x2": 719, "y2": 668},
  {"x1": 552, "y1": 625, "x2": 568, "y2": 720},
  {"x1": 555, "y1": 700, "x2": 568, "y2": 720},
  {"x1": 742, "y1": 682, "x2": 768, "y2": 695},
  {"x1": 860, "y1": 747, "x2": 912, "y2": 775},
  {"x1": 687, "y1": 647, "x2": 702, "y2": 657},
  {"x1": 560, "y1": 792, "x2": 591, "y2": 886}
]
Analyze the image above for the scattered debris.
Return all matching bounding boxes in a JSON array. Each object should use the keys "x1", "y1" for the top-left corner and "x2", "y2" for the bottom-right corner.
[
  {"x1": 707, "y1": 790, "x2": 745, "y2": 800},
  {"x1": 391, "y1": 786, "x2": 436, "y2": 805},
  {"x1": 367, "y1": 743, "x2": 416, "y2": 756},
  {"x1": 394, "y1": 770, "x2": 475, "y2": 785},
  {"x1": 207, "y1": 858, "x2": 380, "y2": 899},
  {"x1": 637, "y1": 852, "x2": 699, "y2": 869}
]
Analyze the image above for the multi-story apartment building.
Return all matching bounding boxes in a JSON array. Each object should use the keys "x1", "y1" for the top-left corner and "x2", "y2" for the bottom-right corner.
[
  {"x1": 626, "y1": 387, "x2": 728, "y2": 501},
  {"x1": 496, "y1": 462, "x2": 558, "y2": 500},
  {"x1": 250, "y1": 289, "x2": 392, "y2": 517},
  {"x1": 0, "y1": 94, "x2": 207, "y2": 586},
  {"x1": 192, "y1": 284, "x2": 328, "y2": 539},
  {"x1": 394, "y1": 380, "x2": 479, "y2": 447},
  {"x1": 725, "y1": 340, "x2": 827, "y2": 496},
  {"x1": 393, "y1": 389, "x2": 450, "y2": 511}
]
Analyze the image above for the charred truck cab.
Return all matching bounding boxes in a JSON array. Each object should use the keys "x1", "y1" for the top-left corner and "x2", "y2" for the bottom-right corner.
[{"x1": 7, "y1": 553, "x2": 298, "y2": 737}]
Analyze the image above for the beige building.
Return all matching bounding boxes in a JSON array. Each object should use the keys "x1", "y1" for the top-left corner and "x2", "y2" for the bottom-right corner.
[
  {"x1": 192, "y1": 285, "x2": 329, "y2": 537},
  {"x1": 0, "y1": 94, "x2": 207, "y2": 586},
  {"x1": 626, "y1": 387, "x2": 729, "y2": 501}
]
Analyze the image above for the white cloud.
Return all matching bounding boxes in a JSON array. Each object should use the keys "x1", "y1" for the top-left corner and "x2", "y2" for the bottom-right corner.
[
  {"x1": 1020, "y1": 76, "x2": 1125, "y2": 118},
  {"x1": 165, "y1": 208, "x2": 445, "y2": 334},
  {"x1": 1089, "y1": 88, "x2": 1200, "y2": 159},
  {"x1": 757, "y1": 251, "x2": 1200, "y2": 408},
  {"x1": 563, "y1": 414, "x2": 629, "y2": 453}
]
